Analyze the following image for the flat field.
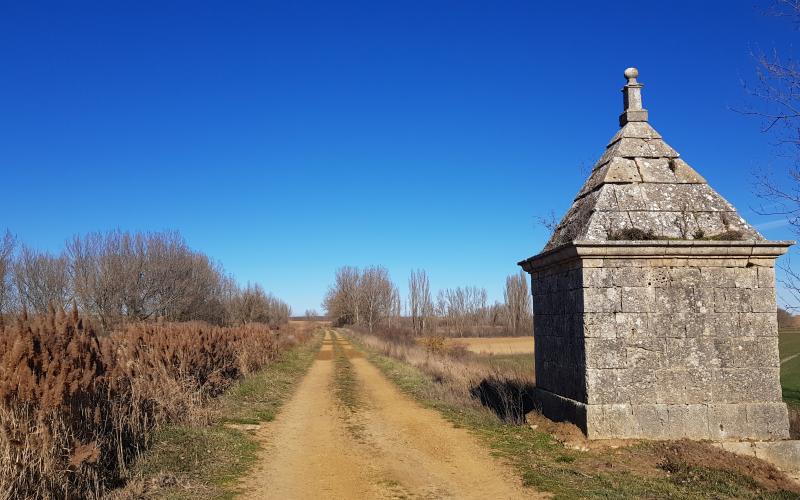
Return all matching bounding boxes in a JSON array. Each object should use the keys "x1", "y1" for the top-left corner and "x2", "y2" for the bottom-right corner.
[
  {"x1": 780, "y1": 328, "x2": 800, "y2": 405},
  {"x1": 447, "y1": 336, "x2": 534, "y2": 354}
]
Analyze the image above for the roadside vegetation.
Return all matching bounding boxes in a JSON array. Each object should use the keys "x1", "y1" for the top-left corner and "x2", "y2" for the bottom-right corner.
[
  {"x1": 331, "y1": 332, "x2": 360, "y2": 412},
  {"x1": 0, "y1": 228, "x2": 302, "y2": 499},
  {"x1": 330, "y1": 331, "x2": 368, "y2": 443},
  {"x1": 121, "y1": 328, "x2": 323, "y2": 498},
  {"x1": 0, "y1": 309, "x2": 313, "y2": 499},
  {"x1": 346, "y1": 327, "x2": 800, "y2": 499}
]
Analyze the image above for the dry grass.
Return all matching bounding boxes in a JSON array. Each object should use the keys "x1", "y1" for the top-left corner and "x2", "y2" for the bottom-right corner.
[
  {"x1": 112, "y1": 330, "x2": 323, "y2": 499},
  {"x1": 352, "y1": 329, "x2": 536, "y2": 423},
  {"x1": 0, "y1": 308, "x2": 303, "y2": 499},
  {"x1": 443, "y1": 336, "x2": 534, "y2": 355}
]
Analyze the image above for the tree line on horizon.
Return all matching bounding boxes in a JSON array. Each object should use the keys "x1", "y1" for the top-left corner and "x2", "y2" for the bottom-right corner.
[
  {"x1": 0, "y1": 229, "x2": 290, "y2": 331},
  {"x1": 323, "y1": 265, "x2": 532, "y2": 337}
]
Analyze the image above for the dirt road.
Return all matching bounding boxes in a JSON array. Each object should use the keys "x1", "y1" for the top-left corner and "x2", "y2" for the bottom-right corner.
[{"x1": 238, "y1": 330, "x2": 536, "y2": 499}]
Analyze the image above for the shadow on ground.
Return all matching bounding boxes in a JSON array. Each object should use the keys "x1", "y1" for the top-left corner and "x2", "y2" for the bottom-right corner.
[{"x1": 470, "y1": 378, "x2": 537, "y2": 424}]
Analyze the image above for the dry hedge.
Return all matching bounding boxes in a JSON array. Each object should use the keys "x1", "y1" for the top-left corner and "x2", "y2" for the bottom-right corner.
[{"x1": 0, "y1": 308, "x2": 296, "y2": 499}]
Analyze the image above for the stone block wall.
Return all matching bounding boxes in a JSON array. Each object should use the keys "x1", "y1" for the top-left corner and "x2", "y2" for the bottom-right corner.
[
  {"x1": 531, "y1": 259, "x2": 585, "y2": 402},
  {"x1": 528, "y1": 244, "x2": 790, "y2": 440}
]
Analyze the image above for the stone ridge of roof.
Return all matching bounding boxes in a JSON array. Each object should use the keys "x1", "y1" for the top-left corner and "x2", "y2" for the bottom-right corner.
[{"x1": 541, "y1": 69, "x2": 762, "y2": 252}]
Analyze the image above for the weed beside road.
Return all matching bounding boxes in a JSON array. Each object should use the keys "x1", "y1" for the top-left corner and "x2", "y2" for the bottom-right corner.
[
  {"x1": 118, "y1": 330, "x2": 323, "y2": 499},
  {"x1": 332, "y1": 332, "x2": 361, "y2": 411}
]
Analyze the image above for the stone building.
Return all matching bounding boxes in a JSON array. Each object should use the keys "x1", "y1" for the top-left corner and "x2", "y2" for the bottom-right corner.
[{"x1": 519, "y1": 68, "x2": 793, "y2": 440}]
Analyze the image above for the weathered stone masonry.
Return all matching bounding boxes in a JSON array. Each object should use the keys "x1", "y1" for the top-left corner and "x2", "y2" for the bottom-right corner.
[{"x1": 519, "y1": 68, "x2": 793, "y2": 441}]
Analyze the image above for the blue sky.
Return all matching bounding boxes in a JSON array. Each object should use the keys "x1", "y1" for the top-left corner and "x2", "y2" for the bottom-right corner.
[{"x1": 1, "y1": 1, "x2": 798, "y2": 313}]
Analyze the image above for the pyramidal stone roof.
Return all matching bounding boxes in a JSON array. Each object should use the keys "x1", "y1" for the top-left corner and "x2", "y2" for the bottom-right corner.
[{"x1": 544, "y1": 68, "x2": 761, "y2": 252}]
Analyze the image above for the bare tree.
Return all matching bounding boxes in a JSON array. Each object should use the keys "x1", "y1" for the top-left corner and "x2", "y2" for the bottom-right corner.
[
  {"x1": 535, "y1": 210, "x2": 560, "y2": 232},
  {"x1": 408, "y1": 269, "x2": 433, "y2": 336},
  {"x1": 359, "y1": 266, "x2": 397, "y2": 333},
  {"x1": 436, "y1": 285, "x2": 488, "y2": 336},
  {"x1": 324, "y1": 265, "x2": 398, "y2": 331},
  {"x1": 0, "y1": 231, "x2": 16, "y2": 320},
  {"x1": 67, "y1": 229, "x2": 295, "y2": 328},
  {"x1": 68, "y1": 231, "x2": 125, "y2": 328},
  {"x1": 504, "y1": 270, "x2": 532, "y2": 335},
  {"x1": 0, "y1": 229, "x2": 288, "y2": 328},
  {"x1": 226, "y1": 282, "x2": 291, "y2": 327},
  {"x1": 386, "y1": 285, "x2": 402, "y2": 329},
  {"x1": 323, "y1": 266, "x2": 361, "y2": 326},
  {"x1": 67, "y1": 230, "x2": 232, "y2": 327},
  {"x1": 743, "y1": 1, "x2": 800, "y2": 308},
  {"x1": 14, "y1": 245, "x2": 72, "y2": 314}
]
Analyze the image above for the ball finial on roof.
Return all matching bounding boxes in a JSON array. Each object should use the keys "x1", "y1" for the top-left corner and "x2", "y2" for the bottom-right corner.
[{"x1": 620, "y1": 67, "x2": 646, "y2": 125}]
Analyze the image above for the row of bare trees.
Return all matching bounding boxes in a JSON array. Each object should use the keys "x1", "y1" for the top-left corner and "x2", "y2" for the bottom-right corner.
[
  {"x1": 226, "y1": 283, "x2": 292, "y2": 326},
  {"x1": 325, "y1": 266, "x2": 532, "y2": 337},
  {"x1": 434, "y1": 285, "x2": 489, "y2": 336},
  {"x1": 428, "y1": 272, "x2": 531, "y2": 337},
  {"x1": 0, "y1": 229, "x2": 290, "y2": 330},
  {"x1": 323, "y1": 265, "x2": 401, "y2": 332}
]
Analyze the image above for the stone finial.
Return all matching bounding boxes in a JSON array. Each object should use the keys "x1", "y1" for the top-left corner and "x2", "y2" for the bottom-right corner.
[{"x1": 619, "y1": 67, "x2": 648, "y2": 127}]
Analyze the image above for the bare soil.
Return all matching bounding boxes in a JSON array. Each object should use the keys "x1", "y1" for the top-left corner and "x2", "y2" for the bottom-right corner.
[
  {"x1": 525, "y1": 411, "x2": 800, "y2": 494},
  {"x1": 238, "y1": 331, "x2": 540, "y2": 499}
]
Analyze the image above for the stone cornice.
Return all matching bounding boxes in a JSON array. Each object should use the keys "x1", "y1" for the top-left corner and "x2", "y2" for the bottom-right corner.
[{"x1": 518, "y1": 240, "x2": 794, "y2": 272}]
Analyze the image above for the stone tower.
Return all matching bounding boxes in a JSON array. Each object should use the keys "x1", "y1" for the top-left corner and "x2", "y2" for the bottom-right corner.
[{"x1": 519, "y1": 68, "x2": 793, "y2": 440}]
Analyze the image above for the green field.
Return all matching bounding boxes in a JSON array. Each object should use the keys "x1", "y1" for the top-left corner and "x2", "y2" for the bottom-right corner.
[{"x1": 780, "y1": 328, "x2": 800, "y2": 406}]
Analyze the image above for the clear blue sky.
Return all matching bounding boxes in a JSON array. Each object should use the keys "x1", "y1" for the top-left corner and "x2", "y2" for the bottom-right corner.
[{"x1": 2, "y1": 1, "x2": 798, "y2": 313}]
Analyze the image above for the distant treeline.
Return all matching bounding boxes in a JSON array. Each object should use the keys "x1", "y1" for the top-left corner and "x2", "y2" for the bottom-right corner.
[
  {"x1": 323, "y1": 266, "x2": 532, "y2": 337},
  {"x1": 0, "y1": 229, "x2": 290, "y2": 331}
]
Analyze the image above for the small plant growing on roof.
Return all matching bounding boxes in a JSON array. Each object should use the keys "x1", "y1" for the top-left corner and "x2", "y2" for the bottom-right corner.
[{"x1": 607, "y1": 227, "x2": 657, "y2": 240}]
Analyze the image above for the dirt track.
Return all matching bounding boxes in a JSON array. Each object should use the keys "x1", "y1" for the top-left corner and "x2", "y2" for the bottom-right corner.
[{"x1": 238, "y1": 331, "x2": 536, "y2": 499}]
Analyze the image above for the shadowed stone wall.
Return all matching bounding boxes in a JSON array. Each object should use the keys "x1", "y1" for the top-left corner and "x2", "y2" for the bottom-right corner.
[{"x1": 531, "y1": 259, "x2": 585, "y2": 403}]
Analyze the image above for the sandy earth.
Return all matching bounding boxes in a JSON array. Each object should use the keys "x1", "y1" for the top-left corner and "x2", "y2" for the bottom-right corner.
[
  {"x1": 238, "y1": 331, "x2": 538, "y2": 499},
  {"x1": 448, "y1": 336, "x2": 534, "y2": 355}
]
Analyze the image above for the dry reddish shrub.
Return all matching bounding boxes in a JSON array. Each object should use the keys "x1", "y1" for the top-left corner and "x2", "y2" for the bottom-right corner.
[
  {"x1": 0, "y1": 307, "x2": 117, "y2": 499},
  {"x1": 0, "y1": 309, "x2": 298, "y2": 499},
  {"x1": 419, "y1": 335, "x2": 447, "y2": 355}
]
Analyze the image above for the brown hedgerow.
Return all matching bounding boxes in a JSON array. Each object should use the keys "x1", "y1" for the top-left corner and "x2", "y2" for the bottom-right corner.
[{"x1": 0, "y1": 309, "x2": 301, "y2": 499}]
